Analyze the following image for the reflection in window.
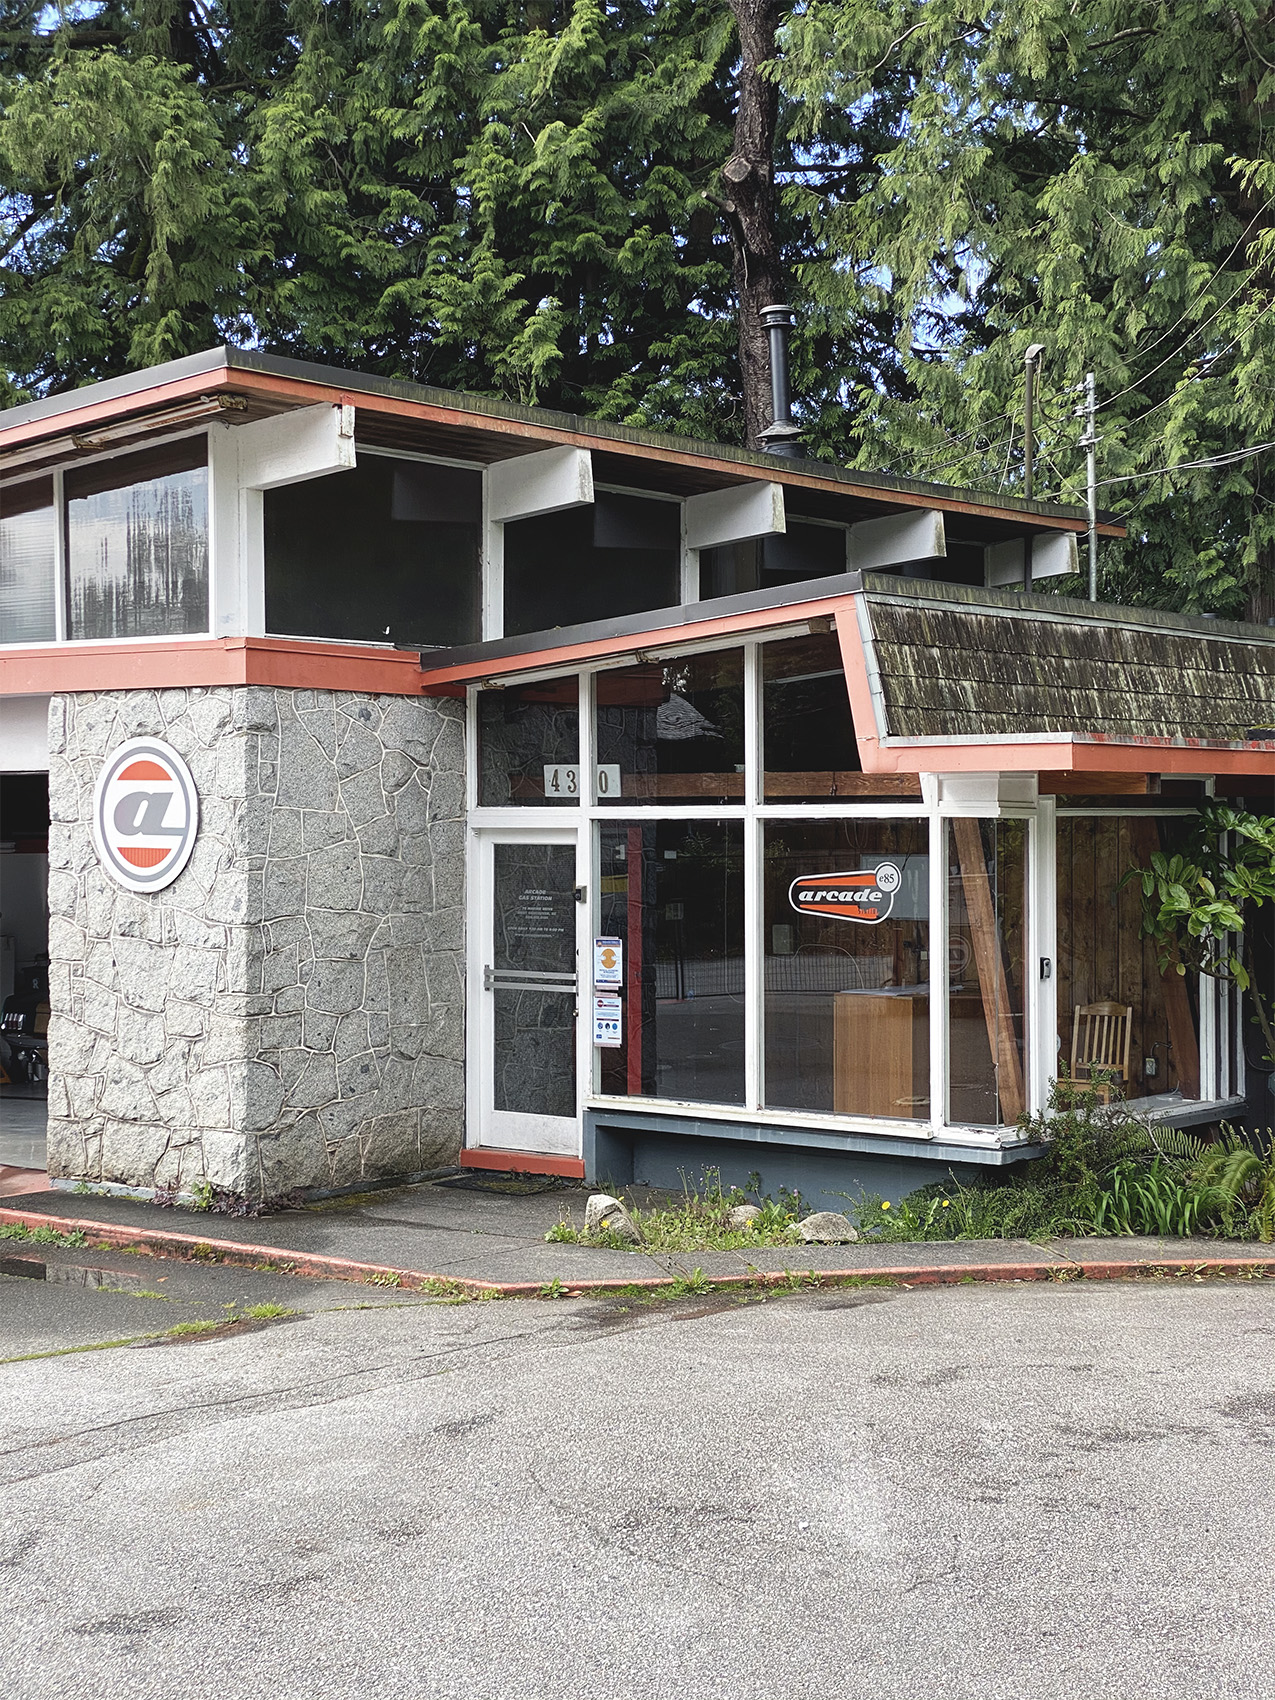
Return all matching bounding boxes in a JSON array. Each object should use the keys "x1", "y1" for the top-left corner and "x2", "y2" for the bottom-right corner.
[
  {"x1": 66, "y1": 441, "x2": 208, "y2": 640},
  {"x1": 265, "y1": 456, "x2": 480, "y2": 645},
  {"x1": 0, "y1": 479, "x2": 55, "y2": 643},
  {"x1": 504, "y1": 493, "x2": 680, "y2": 636},
  {"x1": 479, "y1": 676, "x2": 580, "y2": 806},
  {"x1": 491, "y1": 841, "x2": 577, "y2": 1119},
  {"x1": 762, "y1": 632, "x2": 861, "y2": 801},
  {"x1": 1055, "y1": 815, "x2": 1200, "y2": 1102},
  {"x1": 764, "y1": 820, "x2": 930, "y2": 1119},
  {"x1": 597, "y1": 820, "x2": 745, "y2": 1104},
  {"x1": 595, "y1": 649, "x2": 744, "y2": 803},
  {"x1": 947, "y1": 819, "x2": 1028, "y2": 1127}
]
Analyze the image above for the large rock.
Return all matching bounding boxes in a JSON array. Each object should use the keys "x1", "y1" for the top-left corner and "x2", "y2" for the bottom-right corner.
[
  {"x1": 584, "y1": 1193, "x2": 643, "y2": 1244},
  {"x1": 796, "y1": 1210, "x2": 859, "y2": 1245},
  {"x1": 729, "y1": 1204, "x2": 763, "y2": 1230}
]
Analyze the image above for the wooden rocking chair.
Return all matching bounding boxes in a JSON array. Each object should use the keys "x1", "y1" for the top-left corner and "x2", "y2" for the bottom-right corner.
[{"x1": 1069, "y1": 1001, "x2": 1134, "y2": 1103}]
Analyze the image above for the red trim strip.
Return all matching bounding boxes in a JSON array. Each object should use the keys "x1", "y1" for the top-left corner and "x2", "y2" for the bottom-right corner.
[
  {"x1": 459, "y1": 1148, "x2": 586, "y2": 1179},
  {"x1": 0, "y1": 635, "x2": 427, "y2": 698}
]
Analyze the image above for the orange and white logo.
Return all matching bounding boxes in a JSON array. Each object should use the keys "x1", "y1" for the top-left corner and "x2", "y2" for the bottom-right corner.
[
  {"x1": 788, "y1": 862, "x2": 901, "y2": 925},
  {"x1": 92, "y1": 738, "x2": 199, "y2": 893}
]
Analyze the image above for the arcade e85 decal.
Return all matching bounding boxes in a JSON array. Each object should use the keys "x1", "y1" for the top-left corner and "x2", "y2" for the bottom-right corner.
[
  {"x1": 788, "y1": 862, "x2": 901, "y2": 925},
  {"x1": 92, "y1": 738, "x2": 199, "y2": 894}
]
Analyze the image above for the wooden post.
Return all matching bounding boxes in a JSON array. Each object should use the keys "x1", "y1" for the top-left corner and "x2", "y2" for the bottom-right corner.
[
  {"x1": 1129, "y1": 817, "x2": 1201, "y2": 1098},
  {"x1": 951, "y1": 816, "x2": 1026, "y2": 1124}
]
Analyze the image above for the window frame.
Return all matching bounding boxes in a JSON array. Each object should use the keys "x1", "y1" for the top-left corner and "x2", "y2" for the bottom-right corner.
[
  {"x1": 465, "y1": 626, "x2": 1238, "y2": 1147},
  {"x1": 0, "y1": 428, "x2": 214, "y2": 649}
]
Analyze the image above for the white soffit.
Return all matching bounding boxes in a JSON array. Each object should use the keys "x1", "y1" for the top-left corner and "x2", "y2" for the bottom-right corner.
[
  {"x1": 0, "y1": 696, "x2": 51, "y2": 773},
  {"x1": 684, "y1": 480, "x2": 786, "y2": 550},
  {"x1": 848, "y1": 508, "x2": 946, "y2": 570},
  {"x1": 487, "y1": 446, "x2": 594, "y2": 522},
  {"x1": 235, "y1": 403, "x2": 356, "y2": 491},
  {"x1": 986, "y1": 531, "x2": 1079, "y2": 587},
  {"x1": 935, "y1": 772, "x2": 1040, "y2": 815}
]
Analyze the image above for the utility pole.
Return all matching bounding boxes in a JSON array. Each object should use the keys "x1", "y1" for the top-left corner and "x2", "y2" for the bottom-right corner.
[
  {"x1": 1022, "y1": 343, "x2": 1046, "y2": 589},
  {"x1": 1080, "y1": 371, "x2": 1099, "y2": 601}
]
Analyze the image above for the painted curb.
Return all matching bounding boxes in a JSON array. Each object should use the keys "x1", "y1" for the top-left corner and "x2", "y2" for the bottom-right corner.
[{"x1": 5, "y1": 1204, "x2": 1275, "y2": 1296}]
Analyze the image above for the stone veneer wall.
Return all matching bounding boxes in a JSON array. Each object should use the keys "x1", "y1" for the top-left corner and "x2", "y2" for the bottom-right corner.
[{"x1": 46, "y1": 685, "x2": 465, "y2": 1199}]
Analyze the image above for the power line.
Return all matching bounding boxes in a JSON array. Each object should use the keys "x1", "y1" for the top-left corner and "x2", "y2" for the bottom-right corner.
[
  {"x1": 1094, "y1": 437, "x2": 1275, "y2": 490},
  {"x1": 1117, "y1": 291, "x2": 1275, "y2": 433},
  {"x1": 1091, "y1": 195, "x2": 1275, "y2": 411}
]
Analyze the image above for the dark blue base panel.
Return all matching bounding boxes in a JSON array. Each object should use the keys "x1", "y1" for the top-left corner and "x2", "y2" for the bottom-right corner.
[{"x1": 584, "y1": 1108, "x2": 1043, "y2": 1215}]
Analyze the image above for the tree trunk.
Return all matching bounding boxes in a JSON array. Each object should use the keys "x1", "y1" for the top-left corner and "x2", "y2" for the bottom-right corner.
[{"x1": 724, "y1": 0, "x2": 786, "y2": 450}]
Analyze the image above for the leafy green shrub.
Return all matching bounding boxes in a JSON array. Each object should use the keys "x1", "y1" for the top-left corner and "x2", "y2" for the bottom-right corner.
[{"x1": 861, "y1": 1076, "x2": 1275, "y2": 1245}]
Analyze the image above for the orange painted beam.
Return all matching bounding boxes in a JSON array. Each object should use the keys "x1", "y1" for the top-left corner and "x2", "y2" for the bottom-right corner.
[
  {"x1": 0, "y1": 636, "x2": 427, "y2": 698},
  {"x1": 0, "y1": 366, "x2": 240, "y2": 454},
  {"x1": 459, "y1": 1147, "x2": 586, "y2": 1179}
]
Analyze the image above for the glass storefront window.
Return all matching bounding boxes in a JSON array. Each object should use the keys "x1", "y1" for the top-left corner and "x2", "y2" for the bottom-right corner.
[
  {"x1": 595, "y1": 649, "x2": 744, "y2": 804},
  {"x1": 65, "y1": 440, "x2": 208, "y2": 639},
  {"x1": 597, "y1": 820, "x2": 745, "y2": 1104},
  {"x1": 479, "y1": 676, "x2": 580, "y2": 806},
  {"x1": 947, "y1": 818, "x2": 1028, "y2": 1127},
  {"x1": 762, "y1": 632, "x2": 860, "y2": 801},
  {"x1": 1055, "y1": 815, "x2": 1200, "y2": 1101},
  {"x1": 764, "y1": 820, "x2": 930, "y2": 1119},
  {"x1": 0, "y1": 478, "x2": 56, "y2": 643}
]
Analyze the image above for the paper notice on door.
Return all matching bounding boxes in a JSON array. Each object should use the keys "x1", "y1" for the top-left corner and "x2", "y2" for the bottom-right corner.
[
  {"x1": 593, "y1": 937, "x2": 623, "y2": 986},
  {"x1": 592, "y1": 994, "x2": 623, "y2": 1048}
]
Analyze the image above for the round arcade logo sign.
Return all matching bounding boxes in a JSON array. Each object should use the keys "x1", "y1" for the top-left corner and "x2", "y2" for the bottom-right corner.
[
  {"x1": 92, "y1": 738, "x2": 199, "y2": 894},
  {"x1": 789, "y1": 862, "x2": 901, "y2": 925}
]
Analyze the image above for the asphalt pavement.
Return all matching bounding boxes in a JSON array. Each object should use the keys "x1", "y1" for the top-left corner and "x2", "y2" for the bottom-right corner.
[{"x1": 2, "y1": 1262, "x2": 1273, "y2": 1699}]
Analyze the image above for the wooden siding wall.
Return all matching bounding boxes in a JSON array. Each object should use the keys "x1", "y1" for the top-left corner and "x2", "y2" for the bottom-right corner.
[{"x1": 1055, "y1": 817, "x2": 1197, "y2": 1097}]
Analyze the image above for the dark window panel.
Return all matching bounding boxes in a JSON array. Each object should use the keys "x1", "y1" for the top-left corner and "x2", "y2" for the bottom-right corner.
[
  {"x1": 503, "y1": 503, "x2": 680, "y2": 636},
  {"x1": 66, "y1": 440, "x2": 208, "y2": 641},
  {"x1": 265, "y1": 457, "x2": 479, "y2": 645},
  {"x1": 762, "y1": 633, "x2": 862, "y2": 801},
  {"x1": 479, "y1": 676, "x2": 580, "y2": 806},
  {"x1": 598, "y1": 820, "x2": 745, "y2": 1105},
  {"x1": 764, "y1": 819, "x2": 931, "y2": 1119},
  {"x1": 596, "y1": 650, "x2": 745, "y2": 804},
  {"x1": 763, "y1": 522, "x2": 847, "y2": 579},
  {"x1": 0, "y1": 478, "x2": 55, "y2": 644},
  {"x1": 592, "y1": 491, "x2": 680, "y2": 551}
]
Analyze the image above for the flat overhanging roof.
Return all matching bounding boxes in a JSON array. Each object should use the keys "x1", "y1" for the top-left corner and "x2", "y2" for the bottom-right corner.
[
  {"x1": 418, "y1": 573, "x2": 1275, "y2": 780},
  {"x1": 0, "y1": 346, "x2": 1123, "y2": 540}
]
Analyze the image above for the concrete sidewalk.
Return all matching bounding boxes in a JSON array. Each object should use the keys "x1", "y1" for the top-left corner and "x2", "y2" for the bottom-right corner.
[{"x1": 3, "y1": 1173, "x2": 1274, "y2": 1294}]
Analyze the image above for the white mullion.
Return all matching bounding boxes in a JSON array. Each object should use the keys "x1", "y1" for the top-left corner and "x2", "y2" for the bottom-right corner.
[
  {"x1": 578, "y1": 666, "x2": 596, "y2": 806},
  {"x1": 1032, "y1": 797, "x2": 1058, "y2": 1116},
  {"x1": 1198, "y1": 968, "x2": 1218, "y2": 1101},
  {"x1": 744, "y1": 641, "x2": 762, "y2": 1111},
  {"x1": 465, "y1": 823, "x2": 488, "y2": 1151},
  {"x1": 759, "y1": 803, "x2": 929, "y2": 821},
  {"x1": 481, "y1": 471, "x2": 504, "y2": 640},
  {"x1": 52, "y1": 466, "x2": 67, "y2": 642},
  {"x1": 577, "y1": 668, "x2": 597, "y2": 1105},
  {"x1": 465, "y1": 686, "x2": 480, "y2": 814},
  {"x1": 929, "y1": 800, "x2": 949, "y2": 1137}
]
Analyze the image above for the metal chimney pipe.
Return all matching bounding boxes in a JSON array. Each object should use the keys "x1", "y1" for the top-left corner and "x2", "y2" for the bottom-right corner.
[{"x1": 757, "y1": 303, "x2": 803, "y2": 458}]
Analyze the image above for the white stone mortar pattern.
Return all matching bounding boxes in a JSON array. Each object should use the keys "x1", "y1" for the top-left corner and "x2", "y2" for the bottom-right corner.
[{"x1": 45, "y1": 685, "x2": 466, "y2": 1198}]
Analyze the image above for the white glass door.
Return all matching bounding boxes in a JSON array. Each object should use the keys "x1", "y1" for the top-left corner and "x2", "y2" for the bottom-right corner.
[{"x1": 474, "y1": 831, "x2": 582, "y2": 1155}]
